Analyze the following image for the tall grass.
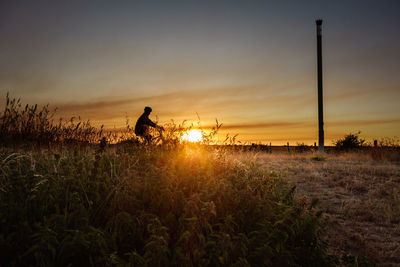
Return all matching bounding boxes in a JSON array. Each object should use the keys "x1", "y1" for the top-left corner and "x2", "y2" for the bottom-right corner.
[
  {"x1": 0, "y1": 95, "x2": 335, "y2": 266},
  {"x1": 0, "y1": 93, "x2": 102, "y2": 145},
  {"x1": 0, "y1": 94, "x2": 222, "y2": 147},
  {"x1": 0, "y1": 145, "x2": 334, "y2": 266}
]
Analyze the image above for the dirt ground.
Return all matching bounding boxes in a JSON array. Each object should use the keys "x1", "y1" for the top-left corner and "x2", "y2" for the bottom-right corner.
[{"x1": 254, "y1": 152, "x2": 400, "y2": 266}]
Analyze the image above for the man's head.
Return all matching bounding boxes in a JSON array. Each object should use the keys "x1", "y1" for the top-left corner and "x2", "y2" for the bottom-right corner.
[{"x1": 144, "y1": 106, "x2": 152, "y2": 114}]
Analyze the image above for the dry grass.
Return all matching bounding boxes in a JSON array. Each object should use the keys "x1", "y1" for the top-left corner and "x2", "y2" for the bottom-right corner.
[{"x1": 249, "y1": 152, "x2": 400, "y2": 266}]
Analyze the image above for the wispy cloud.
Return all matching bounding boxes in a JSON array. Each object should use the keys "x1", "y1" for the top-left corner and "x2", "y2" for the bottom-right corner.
[
  {"x1": 328, "y1": 119, "x2": 400, "y2": 127},
  {"x1": 207, "y1": 122, "x2": 311, "y2": 130},
  {"x1": 54, "y1": 85, "x2": 316, "y2": 119}
]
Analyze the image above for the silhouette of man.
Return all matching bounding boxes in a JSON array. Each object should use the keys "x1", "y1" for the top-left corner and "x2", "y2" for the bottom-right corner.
[{"x1": 135, "y1": 106, "x2": 163, "y2": 143}]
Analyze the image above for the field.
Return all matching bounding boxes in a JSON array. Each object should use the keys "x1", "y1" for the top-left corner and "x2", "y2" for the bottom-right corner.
[
  {"x1": 1, "y1": 97, "x2": 399, "y2": 266},
  {"x1": 0, "y1": 144, "x2": 335, "y2": 267},
  {"x1": 252, "y1": 151, "x2": 400, "y2": 266},
  {"x1": 1, "y1": 145, "x2": 399, "y2": 266}
]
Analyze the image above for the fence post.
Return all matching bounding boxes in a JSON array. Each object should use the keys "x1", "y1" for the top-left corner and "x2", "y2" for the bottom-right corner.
[
  {"x1": 269, "y1": 142, "x2": 272, "y2": 153},
  {"x1": 374, "y1": 140, "x2": 378, "y2": 148},
  {"x1": 287, "y1": 142, "x2": 290, "y2": 153}
]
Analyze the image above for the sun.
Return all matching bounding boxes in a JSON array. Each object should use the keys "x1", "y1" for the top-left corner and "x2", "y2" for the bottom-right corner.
[{"x1": 181, "y1": 130, "x2": 203, "y2": 143}]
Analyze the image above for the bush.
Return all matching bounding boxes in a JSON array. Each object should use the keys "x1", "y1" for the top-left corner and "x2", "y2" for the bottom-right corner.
[{"x1": 334, "y1": 132, "x2": 365, "y2": 150}]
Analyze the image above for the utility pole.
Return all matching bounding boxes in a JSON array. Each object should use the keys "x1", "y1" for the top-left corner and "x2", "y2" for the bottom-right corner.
[{"x1": 316, "y1": 19, "x2": 324, "y2": 153}]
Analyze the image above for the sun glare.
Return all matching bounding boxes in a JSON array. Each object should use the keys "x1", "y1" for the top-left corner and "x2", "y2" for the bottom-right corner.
[{"x1": 181, "y1": 130, "x2": 203, "y2": 143}]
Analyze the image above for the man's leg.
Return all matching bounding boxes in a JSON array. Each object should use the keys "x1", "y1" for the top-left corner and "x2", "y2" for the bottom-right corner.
[{"x1": 144, "y1": 134, "x2": 152, "y2": 144}]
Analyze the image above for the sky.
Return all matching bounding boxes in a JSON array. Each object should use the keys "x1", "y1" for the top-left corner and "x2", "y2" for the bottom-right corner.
[{"x1": 1, "y1": 0, "x2": 399, "y2": 144}]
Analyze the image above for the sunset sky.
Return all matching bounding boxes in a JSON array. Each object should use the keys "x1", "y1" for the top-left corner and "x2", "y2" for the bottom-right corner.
[{"x1": 1, "y1": 0, "x2": 399, "y2": 144}]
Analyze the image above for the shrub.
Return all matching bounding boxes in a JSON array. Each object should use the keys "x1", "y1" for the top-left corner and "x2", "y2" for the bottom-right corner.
[{"x1": 334, "y1": 132, "x2": 365, "y2": 150}]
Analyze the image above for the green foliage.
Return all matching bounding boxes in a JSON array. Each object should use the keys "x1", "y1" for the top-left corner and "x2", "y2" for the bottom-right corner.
[
  {"x1": 334, "y1": 132, "x2": 365, "y2": 150},
  {"x1": 0, "y1": 94, "x2": 334, "y2": 265},
  {"x1": 0, "y1": 145, "x2": 335, "y2": 266}
]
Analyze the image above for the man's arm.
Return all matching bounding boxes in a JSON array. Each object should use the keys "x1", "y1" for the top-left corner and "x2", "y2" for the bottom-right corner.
[{"x1": 144, "y1": 117, "x2": 157, "y2": 128}]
